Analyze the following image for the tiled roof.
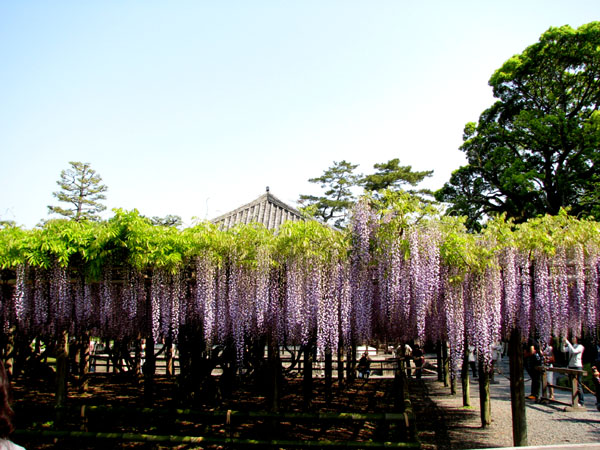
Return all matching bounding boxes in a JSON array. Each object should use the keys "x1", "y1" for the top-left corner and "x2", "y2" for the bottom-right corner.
[{"x1": 211, "y1": 189, "x2": 305, "y2": 231}]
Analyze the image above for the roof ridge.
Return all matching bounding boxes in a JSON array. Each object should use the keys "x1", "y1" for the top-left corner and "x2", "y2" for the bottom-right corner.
[{"x1": 211, "y1": 191, "x2": 304, "y2": 230}]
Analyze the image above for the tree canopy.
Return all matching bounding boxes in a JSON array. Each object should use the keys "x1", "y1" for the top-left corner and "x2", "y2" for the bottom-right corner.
[
  {"x1": 361, "y1": 158, "x2": 433, "y2": 199},
  {"x1": 48, "y1": 161, "x2": 108, "y2": 222},
  {"x1": 300, "y1": 159, "x2": 435, "y2": 228},
  {"x1": 436, "y1": 22, "x2": 600, "y2": 230}
]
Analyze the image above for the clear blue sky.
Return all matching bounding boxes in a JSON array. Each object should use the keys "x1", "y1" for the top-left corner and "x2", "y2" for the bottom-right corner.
[{"x1": 1, "y1": 2, "x2": 598, "y2": 228}]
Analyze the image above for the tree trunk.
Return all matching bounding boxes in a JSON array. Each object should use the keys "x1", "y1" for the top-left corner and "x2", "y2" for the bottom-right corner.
[
  {"x1": 442, "y1": 342, "x2": 450, "y2": 387},
  {"x1": 337, "y1": 345, "x2": 344, "y2": 385},
  {"x1": 78, "y1": 334, "x2": 90, "y2": 392},
  {"x1": 4, "y1": 326, "x2": 15, "y2": 377},
  {"x1": 437, "y1": 342, "x2": 443, "y2": 382},
  {"x1": 324, "y1": 349, "x2": 333, "y2": 406},
  {"x1": 346, "y1": 346, "x2": 356, "y2": 381},
  {"x1": 509, "y1": 328, "x2": 527, "y2": 446},
  {"x1": 143, "y1": 338, "x2": 156, "y2": 406},
  {"x1": 267, "y1": 341, "x2": 280, "y2": 412},
  {"x1": 303, "y1": 343, "x2": 313, "y2": 410},
  {"x1": 393, "y1": 358, "x2": 405, "y2": 412},
  {"x1": 478, "y1": 360, "x2": 491, "y2": 428},
  {"x1": 56, "y1": 329, "x2": 69, "y2": 425},
  {"x1": 461, "y1": 348, "x2": 470, "y2": 407},
  {"x1": 133, "y1": 337, "x2": 143, "y2": 379},
  {"x1": 165, "y1": 338, "x2": 174, "y2": 376}
]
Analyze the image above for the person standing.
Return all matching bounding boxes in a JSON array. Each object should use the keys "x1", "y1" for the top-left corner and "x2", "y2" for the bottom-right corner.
[
  {"x1": 404, "y1": 343, "x2": 413, "y2": 378},
  {"x1": 412, "y1": 344, "x2": 425, "y2": 380},
  {"x1": 491, "y1": 341, "x2": 503, "y2": 383},
  {"x1": 525, "y1": 342, "x2": 543, "y2": 401},
  {"x1": 592, "y1": 365, "x2": 600, "y2": 412},
  {"x1": 541, "y1": 338, "x2": 556, "y2": 400},
  {"x1": 467, "y1": 345, "x2": 478, "y2": 378},
  {"x1": 357, "y1": 351, "x2": 371, "y2": 379},
  {"x1": 563, "y1": 336, "x2": 585, "y2": 407}
]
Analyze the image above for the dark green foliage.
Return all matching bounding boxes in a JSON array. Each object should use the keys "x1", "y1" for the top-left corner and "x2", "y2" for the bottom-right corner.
[
  {"x1": 437, "y1": 22, "x2": 600, "y2": 230},
  {"x1": 299, "y1": 160, "x2": 361, "y2": 228}
]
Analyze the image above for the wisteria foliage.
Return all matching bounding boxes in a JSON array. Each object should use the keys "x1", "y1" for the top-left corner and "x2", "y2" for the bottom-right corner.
[{"x1": 2, "y1": 204, "x2": 600, "y2": 375}]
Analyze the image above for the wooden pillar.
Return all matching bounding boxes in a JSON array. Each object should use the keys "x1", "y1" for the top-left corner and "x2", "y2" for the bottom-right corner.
[{"x1": 509, "y1": 328, "x2": 527, "y2": 446}]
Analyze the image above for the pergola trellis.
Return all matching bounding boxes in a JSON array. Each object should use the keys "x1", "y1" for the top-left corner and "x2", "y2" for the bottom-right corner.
[{"x1": 1, "y1": 196, "x2": 599, "y2": 446}]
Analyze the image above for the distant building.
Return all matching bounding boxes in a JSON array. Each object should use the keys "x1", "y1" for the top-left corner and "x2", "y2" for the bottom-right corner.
[{"x1": 211, "y1": 187, "x2": 305, "y2": 231}]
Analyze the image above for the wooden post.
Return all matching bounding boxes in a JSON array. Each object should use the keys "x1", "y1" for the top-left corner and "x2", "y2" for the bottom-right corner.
[
  {"x1": 478, "y1": 360, "x2": 491, "y2": 428},
  {"x1": 509, "y1": 327, "x2": 527, "y2": 446}
]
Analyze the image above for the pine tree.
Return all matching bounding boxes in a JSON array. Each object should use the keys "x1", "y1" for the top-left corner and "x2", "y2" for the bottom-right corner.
[{"x1": 48, "y1": 161, "x2": 108, "y2": 222}]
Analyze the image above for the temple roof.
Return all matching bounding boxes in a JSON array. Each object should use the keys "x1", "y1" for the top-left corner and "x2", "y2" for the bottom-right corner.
[{"x1": 211, "y1": 188, "x2": 305, "y2": 231}]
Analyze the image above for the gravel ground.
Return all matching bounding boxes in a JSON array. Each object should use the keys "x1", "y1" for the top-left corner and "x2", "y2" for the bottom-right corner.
[{"x1": 414, "y1": 357, "x2": 600, "y2": 449}]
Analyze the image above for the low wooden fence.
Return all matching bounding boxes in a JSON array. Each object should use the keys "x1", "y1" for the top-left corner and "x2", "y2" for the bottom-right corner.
[
  {"x1": 540, "y1": 366, "x2": 587, "y2": 410},
  {"x1": 14, "y1": 404, "x2": 419, "y2": 448}
]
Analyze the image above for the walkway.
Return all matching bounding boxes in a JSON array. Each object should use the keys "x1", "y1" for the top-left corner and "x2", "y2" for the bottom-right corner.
[{"x1": 413, "y1": 355, "x2": 600, "y2": 449}]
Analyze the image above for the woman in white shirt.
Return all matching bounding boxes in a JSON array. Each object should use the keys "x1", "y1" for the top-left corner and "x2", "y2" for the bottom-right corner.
[{"x1": 563, "y1": 336, "x2": 585, "y2": 406}]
